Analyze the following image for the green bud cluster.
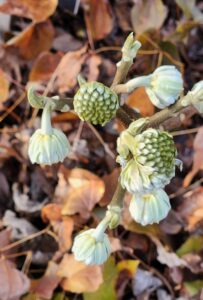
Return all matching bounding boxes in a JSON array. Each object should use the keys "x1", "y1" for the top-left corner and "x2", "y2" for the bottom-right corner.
[
  {"x1": 73, "y1": 81, "x2": 119, "y2": 125},
  {"x1": 136, "y1": 130, "x2": 176, "y2": 178}
]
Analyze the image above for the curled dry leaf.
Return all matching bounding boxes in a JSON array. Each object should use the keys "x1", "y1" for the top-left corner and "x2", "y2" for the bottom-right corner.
[
  {"x1": 41, "y1": 203, "x2": 62, "y2": 223},
  {"x1": 83, "y1": 0, "x2": 113, "y2": 41},
  {"x1": 6, "y1": 21, "x2": 54, "y2": 60},
  {"x1": 178, "y1": 187, "x2": 203, "y2": 230},
  {"x1": 183, "y1": 126, "x2": 203, "y2": 187},
  {"x1": 87, "y1": 54, "x2": 102, "y2": 82},
  {"x1": 0, "y1": 0, "x2": 58, "y2": 22},
  {"x1": 0, "y1": 68, "x2": 9, "y2": 106},
  {"x1": 0, "y1": 258, "x2": 30, "y2": 300},
  {"x1": 149, "y1": 235, "x2": 187, "y2": 268},
  {"x1": 55, "y1": 45, "x2": 88, "y2": 93},
  {"x1": 131, "y1": 0, "x2": 168, "y2": 35},
  {"x1": 61, "y1": 168, "x2": 105, "y2": 218},
  {"x1": 57, "y1": 254, "x2": 103, "y2": 293},
  {"x1": 29, "y1": 51, "x2": 63, "y2": 82},
  {"x1": 126, "y1": 87, "x2": 155, "y2": 117},
  {"x1": 30, "y1": 261, "x2": 61, "y2": 299}
]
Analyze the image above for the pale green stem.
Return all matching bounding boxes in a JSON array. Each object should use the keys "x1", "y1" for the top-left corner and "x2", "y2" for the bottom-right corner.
[
  {"x1": 41, "y1": 103, "x2": 53, "y2": 135},
  {"x1": 113, "y1": 75, "x2": 151, "y2": 94},
  {"x1": 92, "y1": 215, "x2": 111, "y2": 241}
]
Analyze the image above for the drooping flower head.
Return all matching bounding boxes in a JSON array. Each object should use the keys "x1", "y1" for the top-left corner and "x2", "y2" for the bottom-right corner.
[
  {"x1": 72, "y1": 216, "x2": 111, "y2": 265},
  {"x1": 74, "y1": 81, "x2": 119, "y2": 125},
  {"x1": 129, "y1": 189, "x2": 171, "y2": 226},
  {"x1": 28, "y1": 102, "x2": 70, "y2": 165},
  {"x1": 145, "y1": 65, "x2": 183, "y2": 109},
  {"x1": 117, "y1": 119, "x2": 181, "y2": 194}
]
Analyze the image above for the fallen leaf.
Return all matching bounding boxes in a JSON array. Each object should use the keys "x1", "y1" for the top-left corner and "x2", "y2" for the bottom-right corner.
[
  {"x1": 131, "y1": 0, "x2": 168, "y2": 35},
  {"x1": 0, "y1": 68, "x2": 9, "y2": 105},
  {"x1": 126, "y1": 87, "x2": 155, "y2": 117},
  {"x1": 3, "y1": 210, "x2": 37, "y2": 239},
  {"x1": 184, "y1": 280, "x2": 203, "y2": 297},
  {"x1": 31, "y1": 261, "x2": 61, "y2": 299},
  {"x1": 87, "y1": 54, "x2": 102, "y2": 81},
  {"x1": 55, "y1": 45, "x2": 88, "y2": 93},
  {"x1": 117, "y1": 260, "x2": 140, "y2": 277},
  {"x1": 29, "y1": 51, "x2": 62, "y2": 82},
  {"x1": 57, "y1": 254, "x2": 103, "y2": 293},
  {"x1": 12, "y1": 183, "x2": 48, "y2": 213},
  {"x1": 61, "y1": 168, "x2": 105, "y2": 218},
  {"x1": 6, "y1": 21, "x2": 54, "y2": 60},
  {"x1": 84, "y1": 256, "x2": 118, "y2": 300},
  {"x1": 83, "y1": 0, "x2": 113, "y2": 41},
  {"x1": 0, "y1": 0, "x2": 58, "y2": 22},
  {"x1": 150, "y1": 235, "x2": 187, "y2": 268},
  {"x1": 132, "y1": 268, "x2": 162, "y2": 297},
  {"x1": 0, "y1": 258, "x2": 30, "y2": 300},
  {"x1": 183, "y1": 127, "x2": 203, "y2": 187},
  {"x1": 100, "y1": 168, "x2": 120, "y2": 207},
  {"x1": 176, "y1": 236, "x2": 203, "y2": 257},
  {"x1": 41, "y1": 203, "x2": 62, "y2": 223},
  {"x1": 175, "y1": 0, "x2": 203, "y2": 22},
  {"x1": 0, "y1": 228, "x2": 12, "y2": 248},
  {"x1": 52, "y1": 217, "x2": 74, "y2": 252},
  {"x1": 178, "y1": 187, "x2": 203, "y2": 230}
]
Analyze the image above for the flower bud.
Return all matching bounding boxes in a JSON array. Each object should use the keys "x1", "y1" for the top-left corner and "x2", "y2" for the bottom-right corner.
[
  {"x1": 119, "y1": 32, "x2": 141, "y2": 64},
  {"x1": 146, "y1": 65, "x2": 183, "y2": 109},
  {"x1": 106, "y1": 205, "x2": 121, "y2": 229},
  {"x1": 28, "y1": 103, "x2": 70, "y2": 165},
  {"x1": 117, "y1": 124, "x2": 180, "y2": 194},
  {"x1": 72, "y1": 217, "x2": 111, "y2": 265},
  {"x1": 129, "y1": 189, "x2": 171, "y2": 226},
  {"x1": 182, "y1": 80, "x2": 203, "y2": 113},
  {"x1": 73, "y1": 81, "x2": 119, "y2": 125}
]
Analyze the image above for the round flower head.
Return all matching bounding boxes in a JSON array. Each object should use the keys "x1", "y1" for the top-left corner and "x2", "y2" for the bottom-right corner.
[
  {"x1": 72, "y1": 217, "x2": 111, "y2": 265},
  {"x1": 146, "y1": 65, "x2": 183, "y2": 109},
  {"x1": 129, "y1": 189, "x2": 171, "y2": 226},
  {"x1": 28, "y1": 103, "x2": 70, "y2": 165},
  {"x1": 182, "y1": 80, "x2": 203, "y2": 114},
  {"x1": 73, "y1": 81, "x2": 119, "y2": 125},
  {"x1": 117, "y1": 122, "x2": 180, "y2": 194}
]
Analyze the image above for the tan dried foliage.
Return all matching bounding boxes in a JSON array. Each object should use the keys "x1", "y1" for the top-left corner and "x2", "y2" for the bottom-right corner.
[
  {"x1": 57, "y1": 254, "x2": 103, "y2": 293},
  {"x1": 29, "y1": 51, "x2": 62, "y2": 82},
  {"x1": 0, "y1": 0, "x2": 58, "y2": 22},
  {"x1": 87, "y1": 54, "x2": 102, "y2": 81},
  {"x1": 0, "y1": 259, "x2": 30, "y2": 300},
  {"x1": 0, "y1": 69, "x2": 9, "y2": 105},
  {"x1": 178, "y1": 187, "x2": 203, "y2": 230},
  {"x1": 83, "y1": 0, "x2": 113, "y2": 41},
  {"x1": 55, "y1": 46, "x2": 88, "y2": 93},
  {"x1": 183, "y1": 126, "x2": 203, "y2": 187},
  {"x1": 61, "y1": 168, "x2": 105, "y2": 218},
  {"x1": 126, "y1": 87, "x2": 155, "y2": 117},
  {"x1": 6, "y1": 21, "x2": 54, "y2": 60}
]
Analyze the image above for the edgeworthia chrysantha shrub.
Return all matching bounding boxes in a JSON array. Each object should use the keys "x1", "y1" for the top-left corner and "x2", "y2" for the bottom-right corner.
[{"x1": 26, "y1": 32, "x2": 203, "y2": 265}]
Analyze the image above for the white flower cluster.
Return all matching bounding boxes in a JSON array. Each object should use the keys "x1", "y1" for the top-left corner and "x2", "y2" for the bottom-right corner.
[{"x1": 117, "y1": 119, "x2": 181, "y2": 226}]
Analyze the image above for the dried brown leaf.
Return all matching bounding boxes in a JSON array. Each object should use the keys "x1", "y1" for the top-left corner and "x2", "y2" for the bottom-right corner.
[
  {"x1": 0, "y1": 258, "x2": 30, "y2": 300},
  {"x1": 83, "y1": 0, "x2": 113, "y2": 41},
  {"x1": 0, "y1": 0, "x2": 58, "y2": 22},
  {"x1": 55, "y1": 45, "x2": 88, "y2": 93},
  {"x1": 0, "y1": 68, "x2": 9, "y2": 106},
  {"x1": 31, "y1": 261, "x2": 61, "y2": 299},
  {"x1": 126, "y1": 87, "x2": 155, "y2": 117},
  {"x1": 131, "y1": 0, "x2": 168, "y2": 35},
  {"x1": 57, "y1": 254, "x2": 103, "y2": 293},
  {"x1": 183, "y1": 127, "x2": 203, "y2": 187},
  {"x1": 178, "y1": 187, "x2": 203, "y2": 230},
  {"x1": 6, "y1": 21, "x2": 54, "y2": 60},
  {"x1": 29, "y1": 51, "x2": 62, "y2": 82},
  {"x1": 41, "y1": 203, "x2": 62, "y2": 223},
  {"x1": 52, "y1": 217, "x2": 74, "y2": 252},
  {"x1": 87, "y1": 54, "x2": 102, "y2": 81}
]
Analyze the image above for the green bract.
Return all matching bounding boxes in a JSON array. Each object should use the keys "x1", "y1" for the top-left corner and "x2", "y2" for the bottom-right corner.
[
  {"x1": 73, "y1": 81, "x2": 119, "y2": 125},
  {"x1": 117, "y1": 121, "x2": 180, "y2": 194}
]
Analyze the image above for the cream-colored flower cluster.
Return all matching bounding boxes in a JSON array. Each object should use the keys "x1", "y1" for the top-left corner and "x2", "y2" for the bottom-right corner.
[{"x1": 117, "y1": 119, "x2": 181, "y2": 226}]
